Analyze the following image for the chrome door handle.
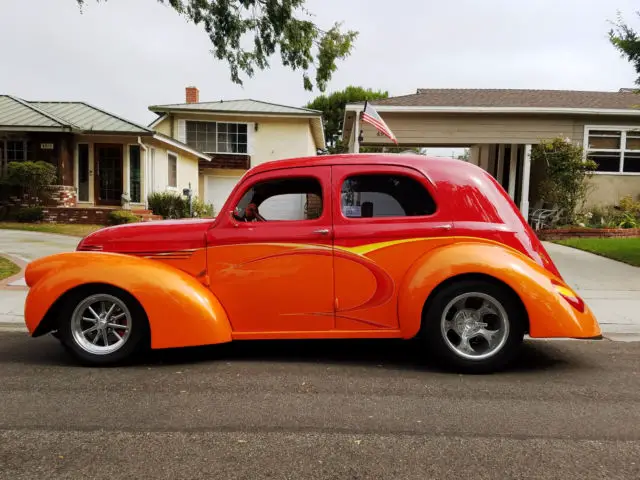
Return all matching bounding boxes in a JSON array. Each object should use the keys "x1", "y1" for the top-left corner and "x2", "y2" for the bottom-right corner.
[
  {"x1": 435, "y1": 224, "x2": 453, "y2": 230},
  {"x1": 313, "y1": 228, "x2": 330, "y2": 235}
]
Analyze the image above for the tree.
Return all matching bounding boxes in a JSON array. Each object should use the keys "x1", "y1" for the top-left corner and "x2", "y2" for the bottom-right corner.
[
  {"x1": 609, "y1": 11, "x2": 640, "y2": 86},
  {"x1": 305, "y1": 86, "x2": 389, "y2": 153},
  {"x1": 531, "y1": 137, "x2": 597, "y2": 224},
  {"x1": 77, "y1": 0, "x2": 357, "y2": 92}
]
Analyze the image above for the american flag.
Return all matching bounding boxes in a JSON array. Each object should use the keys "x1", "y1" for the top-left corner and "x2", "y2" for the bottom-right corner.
[{"x1": 361, "y1": 101, "x2": 398, "y2": 144}]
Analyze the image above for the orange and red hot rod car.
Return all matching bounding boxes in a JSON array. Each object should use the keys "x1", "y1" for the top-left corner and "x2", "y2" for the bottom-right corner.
[{"x1": 23, "y1": 153, "x2": 601, "y2": 372}]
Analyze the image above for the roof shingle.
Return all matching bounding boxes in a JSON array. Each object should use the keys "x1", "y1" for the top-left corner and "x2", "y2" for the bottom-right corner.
[{"x1": 366, "y1": 88, "x2": 640, "y2": 110}]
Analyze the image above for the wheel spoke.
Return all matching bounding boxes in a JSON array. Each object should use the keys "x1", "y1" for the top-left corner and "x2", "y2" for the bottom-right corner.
[
  {"x1": 476, "y1": 328, "x2": 500, "y2": 347},
  {"x1": 92, "y1": 331, "x2": 101, "y2": 345},
  {"x1": 82, "y1": 325, "x2": 98, "y2": 335},
  {"x1": 82, "y1": 316, "x2": 97, "y2": 324},
  {"x1": 443, "y1": 319, "x2": 456, "y2": 334},
  {"x1": 476, "y1": 300, "x2": 496, "y2": 319},
  {"x1": 104, "y1": 303, "x2": 117, "y2": 321},
  {"x1": 102, "y1": 329, "x2": 109, "y2": 347},
  {"x1": 458, "y1": 332, "x2": 475, "y2": 354},
  {"x1": 107, "y1": 322, "x2": 128, "y2": 331},
  {"x1": 87, "y1": 306, "x2": 101, "y2": 321},
  {"x1": 110, "y1": 312, "x2": 126, "y2": 322},
  {"x1": 111, "y1": 329, "x2": 123, "y2": 341}
]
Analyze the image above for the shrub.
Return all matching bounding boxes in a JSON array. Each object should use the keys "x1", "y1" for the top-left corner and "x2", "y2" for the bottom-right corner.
[
  {"x1": 148, "y1": 192, "x2": 214, "y2": 219},
  {"x1": 107, "y1": 210, "x2": 139, "y2": 225},
  {"x1": 148, "y1": 192, "x2": 187, "y2": 219},
  {"x1": 191, "y1": 197, "x2": 214, "y2": 218},
  {"x1": 15, "y1": 206, "x2": 44, "y2": 223},
  {"x1": 3, "y1": 161, "x2": 57, "y2": 207},
  {"x1": 532, "y1": 138, "x2": 597, "y2": 225},
  {"x1": 619, "y1": 195, "x2": 640, "y2": 215}
]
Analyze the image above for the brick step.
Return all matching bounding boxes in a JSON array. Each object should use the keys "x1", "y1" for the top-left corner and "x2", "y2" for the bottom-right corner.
[{"x1": 130, "y1": 209, "x2": 152, "y2": 215}]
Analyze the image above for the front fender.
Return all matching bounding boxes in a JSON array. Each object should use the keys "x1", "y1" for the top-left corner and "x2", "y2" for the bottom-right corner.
[
  {"x1": 24, "y1": 252, "x2": 232, "y2": 349},
  {"x1": 397, "y1": 242, "x2": 601, "y2": 340}
]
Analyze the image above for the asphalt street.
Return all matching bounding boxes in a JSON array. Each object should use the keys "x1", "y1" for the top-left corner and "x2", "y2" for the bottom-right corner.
[{"x1": 1, "y1": 333, "x2": 639, "y2": 479}]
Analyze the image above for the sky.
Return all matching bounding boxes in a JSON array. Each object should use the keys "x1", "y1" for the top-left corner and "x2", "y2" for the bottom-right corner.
[{"x1": 1, "y1": 0, "x2": 639, "y2": 129}]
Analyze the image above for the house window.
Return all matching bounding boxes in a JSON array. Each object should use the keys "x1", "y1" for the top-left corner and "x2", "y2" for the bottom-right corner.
[
  {"x1": 168, "y1": 153, "x2": 177, "y2": 187},
  {"x1": 6, "y1": 140, "x2": 26, "y2": 162},
  {"x1": 129, "y1": 145, "x2": 141, "y2": 202},
  {"x1": 78, "y1": 144, "x2": 89, "y2": 202},
  {"x1": 586, "y1": 127, "x2": 640, "y2": 173},
  {"x1": 341, "y1": 174, "x2": 436, "y2": 218},
  {"x1": 185, "y1": 121, "x2": 248, "y2": 154}
]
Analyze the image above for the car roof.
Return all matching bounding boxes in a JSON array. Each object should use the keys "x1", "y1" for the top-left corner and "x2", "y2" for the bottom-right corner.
[{"x1": 247, "y1": 153, "x2": 485, "y2": 184}]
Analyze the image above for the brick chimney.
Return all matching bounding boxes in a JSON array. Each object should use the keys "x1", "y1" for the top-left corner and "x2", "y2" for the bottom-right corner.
[{"x1": 185, "y1": 86, "x2": 199, "y2": 104}]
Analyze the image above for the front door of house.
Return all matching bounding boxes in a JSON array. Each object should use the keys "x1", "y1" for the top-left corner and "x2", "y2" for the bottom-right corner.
[{"x1": 94, "y1": 144, "x2": 123, "y2": 205}]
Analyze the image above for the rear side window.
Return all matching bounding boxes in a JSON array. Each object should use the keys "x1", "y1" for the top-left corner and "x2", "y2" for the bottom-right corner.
[{"x1": 341, "y1": 174, "x2": 436, "y2": 218}]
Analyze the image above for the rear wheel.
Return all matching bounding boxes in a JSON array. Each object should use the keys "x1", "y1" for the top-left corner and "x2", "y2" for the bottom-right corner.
[
  {"x1": 423, "y1": 280, "x2": 526, "y2": 373},
  {"x1": 57, "y1": 287, "x2": 148, "y2": 366}
]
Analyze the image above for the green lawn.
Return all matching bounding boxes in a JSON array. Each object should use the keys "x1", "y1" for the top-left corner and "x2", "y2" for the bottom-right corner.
[
  {"x1": 0, "y1": 256, "x2": 20, "y2": 281},
  {"x1": 0, "y1": 222, "x2": 104, "y2": 237},
  {"x1": 555, "y1": 237, "x2": 640, "y2": 267}
]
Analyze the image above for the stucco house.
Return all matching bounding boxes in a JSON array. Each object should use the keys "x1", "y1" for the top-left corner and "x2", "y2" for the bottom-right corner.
[
  {"x1": 147, "y1": 87, "x2": 325, "y2": 215},
  {"x1": 0, "y1": 94, "x2": 210, "y2": 222},
  {"x1": 343, "y1": 88, "x2": 640, "y2": 221}
]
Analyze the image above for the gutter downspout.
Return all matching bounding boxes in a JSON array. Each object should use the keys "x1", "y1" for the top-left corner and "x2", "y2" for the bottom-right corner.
[{"x1": 137, "y1": 136, "x2": 149, "y2": 209}]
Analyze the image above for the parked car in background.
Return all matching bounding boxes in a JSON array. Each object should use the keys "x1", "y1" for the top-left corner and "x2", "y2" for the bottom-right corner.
[{"x1": 23, "y1": 154, "x2": 601, "y2": 372}]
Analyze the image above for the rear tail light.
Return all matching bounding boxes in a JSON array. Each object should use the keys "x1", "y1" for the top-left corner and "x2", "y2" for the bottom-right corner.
[{"x1": 551, "y1": 279, "x2": 585, "y2": 313}]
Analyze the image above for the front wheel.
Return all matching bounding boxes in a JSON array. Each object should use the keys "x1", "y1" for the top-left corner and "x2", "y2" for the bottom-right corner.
[
  {"x1": 57, "y1": 287, "x2": 148, "y2": 366},
  {"x1": 423, "y1": 280, "x2": 526, "y2": 373}
]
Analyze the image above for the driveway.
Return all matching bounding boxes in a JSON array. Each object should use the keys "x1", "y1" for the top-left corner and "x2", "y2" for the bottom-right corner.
[
  {"x1": 0, "y1": 230, "x2": 80, "y2": 325},
  {"x1": 1, "y1": 230, "x2": 639, "y2": 340}
]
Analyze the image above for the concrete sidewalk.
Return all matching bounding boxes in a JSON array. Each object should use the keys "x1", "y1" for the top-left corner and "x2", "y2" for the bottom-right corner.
[{"x1": 543, "y1": 241, "x2": 640, "y2": 341}]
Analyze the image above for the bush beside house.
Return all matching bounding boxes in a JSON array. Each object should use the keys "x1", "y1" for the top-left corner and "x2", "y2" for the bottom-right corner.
[{"x1": 148, "y1": 192, "x2": 213, "y2": 219}]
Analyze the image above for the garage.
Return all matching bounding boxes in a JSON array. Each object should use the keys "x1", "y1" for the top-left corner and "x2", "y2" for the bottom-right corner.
[{"x1": 204, "y1": 175, "x2": 241, "y2": 216}]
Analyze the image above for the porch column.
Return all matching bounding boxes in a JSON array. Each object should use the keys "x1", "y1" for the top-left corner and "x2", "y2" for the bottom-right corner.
[
  {"x1": 59, "y1": 135, "x2": 74, "y2": 186},
  {"x1": 508, "y1": 144, "x2": 517, "y2": 199},
  {"x1": 519, "y1": 144, "x2": 532, "y2": 222},
  {"x1": 496, "y1": 144, "x2": 505, "y2": 185}
]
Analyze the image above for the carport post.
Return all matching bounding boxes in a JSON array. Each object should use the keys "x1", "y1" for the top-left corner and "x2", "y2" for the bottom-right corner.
[
  {"x1": 508, "y1": 144, "x2": 517, "y2": 199},
  {"x1": 520, "y1": 144, "x2": 532, "y2": 222},
  {"x1": 497, "y1": 144, "x2": 505, "y2": 185},
  {"x1": 353, "y1": 110, "x2": 361, "y2": 153}
]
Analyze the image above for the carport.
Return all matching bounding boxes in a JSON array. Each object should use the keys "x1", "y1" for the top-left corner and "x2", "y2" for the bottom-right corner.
[{"x1": 342, "y1": 89, "x2": 640, "y2": 220}]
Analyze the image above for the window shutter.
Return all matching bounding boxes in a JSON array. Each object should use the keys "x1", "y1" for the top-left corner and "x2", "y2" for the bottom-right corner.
[{"x1": 177, "y1": 119, "x2": 186, "y2": 143}]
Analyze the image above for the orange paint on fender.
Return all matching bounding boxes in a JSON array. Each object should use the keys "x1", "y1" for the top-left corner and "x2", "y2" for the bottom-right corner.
[{"x1": 24, "y1": 251, "x2": 232, "y2": 349}]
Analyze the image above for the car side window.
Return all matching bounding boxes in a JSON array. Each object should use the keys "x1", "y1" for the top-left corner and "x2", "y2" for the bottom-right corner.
[
  {"x1": 341, "y1": 174, "x2": 436, "y2": 218},
  {"x1": 234, "y1": 176, "x2": 323, "y2": 222}
]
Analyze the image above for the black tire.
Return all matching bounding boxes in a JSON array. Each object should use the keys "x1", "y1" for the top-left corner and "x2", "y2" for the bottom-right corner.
[
  {"x1": 422, "y1": 279, "x2": 526, "y2": 374},
  {"x1": 56, "y1": 286, "x2": 149, "y2": 366}
]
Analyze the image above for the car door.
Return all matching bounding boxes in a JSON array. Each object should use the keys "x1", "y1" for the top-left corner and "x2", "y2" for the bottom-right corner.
[
  {"x1": 205, "y1": 165, "x2": 335, "y2": 335},
  {"x1": 331, "y1": 164, "x2": 453, "y2": 331}
]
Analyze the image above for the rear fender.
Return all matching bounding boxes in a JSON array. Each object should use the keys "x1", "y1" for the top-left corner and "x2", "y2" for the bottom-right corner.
[
  {"x1": 24, "y1": 252, "x2": 232, "y2": 349},
  {"x1": 397, "y1": 242, "x2": 601, "y2": 339}
]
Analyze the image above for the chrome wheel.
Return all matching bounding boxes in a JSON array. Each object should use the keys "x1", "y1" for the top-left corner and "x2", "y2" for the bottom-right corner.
[
  {"x1": 70, "y1": 294, "x2": 132, "y2": 356},
  {"x1": 440, "y1": 292, "x2": 509, "y2": 360}
]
